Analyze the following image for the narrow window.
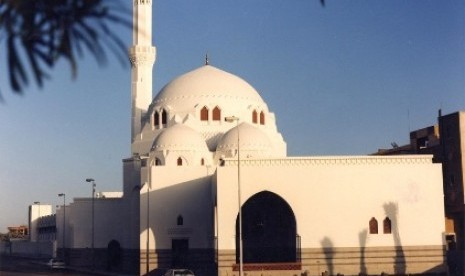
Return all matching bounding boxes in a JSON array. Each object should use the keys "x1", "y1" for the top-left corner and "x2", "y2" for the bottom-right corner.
[
  {"x1": 252, "y1": 110, "x2": 258, "y2": 124},
  {"x1": 201, "y1": 158, "x2": 205, "y2": 166},
  {"x1": 259, "y1": 111, "x2": 265, "y2": 125},
  {"x1": 154, "y1": 111, "x2": 160, "y2": 127},
  {"x1": 200, "y1": 106, "x2": 209, "y2": 121},
  {"x1": 369, "y1": 217, "x2": 378, "y2": 234},
  {"x1": 383, "y1": 217, "x2": 392, "y2": 234},
  {"x1": 177, "y1": 157, "x2": 183, "y2": 166},
  {"x1": 212, "y1": 106, "x2": 221, "y2": 121},
  {"x1": 155, "y1": 158, "x2": 162, "y2": 166},
  {"x1": 161, "y1": 109, "x2": 167, "y2": 125},
  {"x1": 177, "y1": 215, "x2": 184, "y2": 226}
]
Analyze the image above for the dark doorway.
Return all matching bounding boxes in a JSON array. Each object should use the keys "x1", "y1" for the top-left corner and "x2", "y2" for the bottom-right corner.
[
  {"x1": 172, "y1": 239, "x2": 189, "y2": 268},
  {"x1": 236, "y1": 191, "x2": 297, "y2": 263},
  {"x1": 107, "y1": 240, "x2": 121, "y2": 270}
]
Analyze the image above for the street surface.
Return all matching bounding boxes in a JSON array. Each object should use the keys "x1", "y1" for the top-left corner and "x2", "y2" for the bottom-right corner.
[{"x1": 0, "y1": 255, "x2": 95, "y2": 276}]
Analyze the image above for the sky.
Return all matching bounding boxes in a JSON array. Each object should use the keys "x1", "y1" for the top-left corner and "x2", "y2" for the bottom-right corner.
[{"x1": 0, "y1": 0, "x2": 464, "y2": 232}]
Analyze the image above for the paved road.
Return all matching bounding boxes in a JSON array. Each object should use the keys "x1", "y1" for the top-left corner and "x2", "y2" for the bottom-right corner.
[{"x1": 0, "y1": 255, "x2": 95, "y2": 276}]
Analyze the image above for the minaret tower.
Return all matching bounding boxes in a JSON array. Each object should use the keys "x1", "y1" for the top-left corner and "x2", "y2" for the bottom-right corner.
[{"x1": 129, "y1": 0, "x2": 156, "y2": 154}]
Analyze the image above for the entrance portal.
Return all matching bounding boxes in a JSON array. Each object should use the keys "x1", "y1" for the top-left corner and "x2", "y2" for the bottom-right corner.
[
  {"x1": 236, "y1": 191, "x2": 297, "y2": 263},
  {"x1": 172, "y1": 239, "x2": 189, "y2": 268}
]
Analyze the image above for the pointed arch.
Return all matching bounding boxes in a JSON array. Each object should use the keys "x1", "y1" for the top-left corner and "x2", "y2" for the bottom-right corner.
[
  {"x1": 252, "y1": 110, "x2": 258, "y2": 124},
  {"x1": 259, "y1": 111, "x2": 265, "y2": 125},
  {"x1": 161, "y1": 109, "x2": 168, "y2": 125},
  {"x1": 177, "y1": 157, "x2": 183, "y2": 166},
  {"x1": 238, "y1": 191, "x2": 297, "y2": 263},
  {"x1": 383, "y1": 217, "x2": 392, "y2": 234},
  {"x1": 177, "y1": 215, "x2": 184, "y2": 226},
  {"x1": 212, "y1": 106, "x2": 221, "y2": 121},
  {"x1": 369, "y1": 217, "x2": 378, "y2": 234},
  {"x1": 154, "y1": 111, "x2": 160, "y2": 127},
  {"x1": 200, "y1": 106, "x2": 209, "y2": 121}
]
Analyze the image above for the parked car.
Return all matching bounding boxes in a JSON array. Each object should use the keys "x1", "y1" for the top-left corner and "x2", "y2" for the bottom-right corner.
[
  {"x1": 47, "y1": 258, "x2": 66, "y2": 269},
  {"x1": 164, "y1": 269, "x2": 195, "y2": 276}
]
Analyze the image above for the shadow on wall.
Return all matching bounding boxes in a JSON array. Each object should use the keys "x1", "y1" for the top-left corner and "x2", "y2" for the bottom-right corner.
[
  {"x1": 140, "y1": 175, "x2": 215, "y2": 276},
  {"x1": 383, "y1": 202, "x2": 406, "y2": 275},
  {"x1": 359, "y1": 229, "x2": 368, "y2": 275},
  {"x1": 320, "y1": 202, "x2": 406, "y2": 276},
  {"x1": 320, "y1": 237, "x2": 334, "y2": 276}
]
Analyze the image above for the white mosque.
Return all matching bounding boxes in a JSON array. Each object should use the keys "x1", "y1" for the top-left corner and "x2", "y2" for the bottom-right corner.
[{"x1": 57, "y1": 1, "x2": 447, "y2": 275}]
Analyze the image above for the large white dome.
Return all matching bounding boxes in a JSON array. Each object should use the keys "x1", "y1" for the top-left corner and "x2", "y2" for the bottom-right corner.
[{"x1": 151, "y1": 65, "x2": 265, "y2": 111}]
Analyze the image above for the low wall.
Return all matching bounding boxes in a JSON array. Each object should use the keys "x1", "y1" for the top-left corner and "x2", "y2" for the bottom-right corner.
[{"x1": 0, "y1": 240, "x2": 54, "y2": 258}]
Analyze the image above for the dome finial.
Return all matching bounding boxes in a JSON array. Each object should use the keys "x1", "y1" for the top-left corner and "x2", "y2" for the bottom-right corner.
[{"x1": 205, "y1": 53, "x2": 209, "y2": 65}]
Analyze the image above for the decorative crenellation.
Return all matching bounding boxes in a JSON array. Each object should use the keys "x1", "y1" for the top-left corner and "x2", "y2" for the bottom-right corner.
[
  {"x1": 133, "y1": 0, "x2": 151, "y2": 5},
  {"x1": 221, "y1": 155, "x2": 434, "y2": 167},
  {"x1": 129, "y1": 46, "x2": 156, "y2": 67},
  {"x1": 153, "y1": 94, "x2": 263, "y2": 105}
]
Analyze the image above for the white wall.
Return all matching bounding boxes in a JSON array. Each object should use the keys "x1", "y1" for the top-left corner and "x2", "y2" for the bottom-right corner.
[
  {"x1": 140, "y1": 165, "x2": 215, "y2": 250},
  {"x1": 216, "y1": 155, "x2": 445, "y2": 250},
  {"x1": 56, "y1": 196, "x2": 134, "y2": 250}
]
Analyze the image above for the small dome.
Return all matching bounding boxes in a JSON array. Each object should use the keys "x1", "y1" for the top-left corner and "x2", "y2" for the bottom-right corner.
[
  {"x1": 216, "y1": 123, "x2": 273, "y2": 155},
  {"x1": 152, "y1": 124, "x2": 209, "y2": 152},
  {"x1": 152, "y1": 65, "x2": 265, "y2": 110}
]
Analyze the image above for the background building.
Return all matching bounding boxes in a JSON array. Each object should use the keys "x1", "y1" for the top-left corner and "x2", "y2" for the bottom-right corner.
[
  {"x1": 375, "y1": 111, "x2": 465, "y2": 248},
  {"x1": 375, "y1": 110, "x2": 465, "y2": 274},
  {"x1": 29, "y1": 203, "x2": 52, "y2": 242}
]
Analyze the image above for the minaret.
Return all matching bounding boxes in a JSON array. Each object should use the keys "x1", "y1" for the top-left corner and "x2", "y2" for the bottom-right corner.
[{"x1": 129, "y1": 0, "x2": 156, "y2": 154}]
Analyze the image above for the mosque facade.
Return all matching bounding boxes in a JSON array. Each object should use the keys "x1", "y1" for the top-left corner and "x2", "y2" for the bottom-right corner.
[{"x1": 58, "y1": 1, "x2": 447, "y2": 275}]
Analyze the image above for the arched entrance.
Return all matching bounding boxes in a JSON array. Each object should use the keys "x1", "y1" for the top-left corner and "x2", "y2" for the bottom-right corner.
[
  {"x1": 107, "y1": 240, "x2": 121, "y2": 270},
  {"x1": 236, "y1": 191, "x2": 297, "y2": 263}
]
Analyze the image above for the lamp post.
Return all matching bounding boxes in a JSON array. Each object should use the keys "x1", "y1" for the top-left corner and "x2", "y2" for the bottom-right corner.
[
  {"x1": 224, "y1": 116, "x2": 243, "y2": 276},
  {"x1": 145, "y1": 181, "x2": 150, "y2": 275},
  {"x1": 85, "y1": 178, "x2": 96, "y2": 269},
  {"x1": 58, "y1": 193, "x2": 66, "y2": 261},
  {"x1": 139, "y1": 154, "x2": 151, "y2": 275}
]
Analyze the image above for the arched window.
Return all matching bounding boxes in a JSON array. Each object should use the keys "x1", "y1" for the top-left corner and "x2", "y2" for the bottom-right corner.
[
  {"x1": 212, "y1": 106, "x2": 221, "y2": 121},
  {"x1": 369, "y1": 217, "x2": 378, "y2": 234},
  {"x1": 383, "y1": 217, "x2": 392, "y2": 234},
  {"x1": 161, "y1": 109, "x2": 167, "y2": 125},
  {"x1": 154, "y1": 111, "x2": 160, "y2": 127},
  {"x1": 155, "y1": 158, "x2": 162, "y2": 166},
  {"x1": 259, "y1": 111, "x2": 265, "y2": 125},
  {"x1": 177, "y1": 215, "x2": 184, "y2": 226},
  {"x1": 200, "y1": 106, "x2": 209, "y2": 121},
  {"x1": 201, "y1": 158, "x2": 205, "y2": 166},
  {"x1": 177, "y1": 157, "x2": 183, "y2": 166},
  {"x1": 252, "y1": 110, "x2": 258, "y2": 124}
]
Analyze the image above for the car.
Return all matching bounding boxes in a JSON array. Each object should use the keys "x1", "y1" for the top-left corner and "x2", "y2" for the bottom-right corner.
[
  {"x1": 164, "y1": 269, "x2": 195, "y2": 276},
  {"x1": 47, "y1": 258, "x2": 66, "y2": 269}
]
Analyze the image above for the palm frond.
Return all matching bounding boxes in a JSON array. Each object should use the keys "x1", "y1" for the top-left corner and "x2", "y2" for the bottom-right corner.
[{"x1": 0, "y1": 0, "x2": 131, "y2": 94}]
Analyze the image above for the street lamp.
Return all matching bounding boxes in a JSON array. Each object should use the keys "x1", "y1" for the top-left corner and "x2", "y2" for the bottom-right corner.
[
  {"x1": 85, "y1": 178, "x2": 96, "y2": 269},
  {"x1": 58, "y1": 193, "x2": 66, "y2": 261},
  {"x1": 224, "y1": 116, "x2": 243, "y2": 276},
  {"x1": 139, "y1": 154, "x2": 151, "y2": 275}
]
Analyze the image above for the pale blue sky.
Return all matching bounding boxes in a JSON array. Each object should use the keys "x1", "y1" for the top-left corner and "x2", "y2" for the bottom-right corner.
[{"x1": 0, "y1": 0, "x2": 464, "y2": 231}]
